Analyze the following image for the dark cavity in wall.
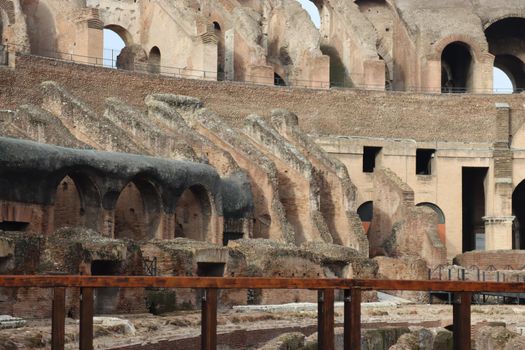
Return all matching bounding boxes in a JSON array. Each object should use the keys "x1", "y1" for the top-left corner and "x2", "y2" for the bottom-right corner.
[
  {"x1": 91, "y1": 260, "x2": 121, "y2": 314},
  {"x1": 363, "y1": 146, "x2": 381, "y2": 173},
  {"x1": 462, "y1": 167, "x2": 487, "y2": 252}
]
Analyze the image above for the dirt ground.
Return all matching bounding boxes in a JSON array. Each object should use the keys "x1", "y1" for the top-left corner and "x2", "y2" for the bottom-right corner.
[{"x1": 1, "y1": 301, "x2": 525, "y2": 349}]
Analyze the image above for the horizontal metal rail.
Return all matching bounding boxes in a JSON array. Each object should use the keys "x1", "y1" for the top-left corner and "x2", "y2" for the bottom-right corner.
[
  {"x1": 1, "y1": 275, "x2": 524, "y2": 350},
  {"x1": 1, "y1": 275, "x2": 524, "y2": 292}
]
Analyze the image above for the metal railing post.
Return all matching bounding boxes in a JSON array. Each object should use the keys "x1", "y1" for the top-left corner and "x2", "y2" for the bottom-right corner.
[
  {"x1": 51, "y1": 287, "x2": 66, "y2": 350},
  {"x1": 318, "y1": 289, "x2": 335, "y2": 350},
  {"x1": 201, "y1": 288, "x2": 217, "y2": 350},
  {"x1": 79, "y1": 287, "x2": 94, "y2": 350},
  {"x1": 453, "y1": 292, "x2": 472, "y2": 350},
  {"x1": 344, "y1": 288, "x2": 361, "y2": 350}
]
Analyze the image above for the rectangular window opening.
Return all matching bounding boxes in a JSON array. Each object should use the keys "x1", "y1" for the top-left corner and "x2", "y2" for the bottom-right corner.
[
  {"x1": 0, "y1": 221, "x2": 29, "y2": 232},
  {"x1": 223, "y1": 232, "x2": 244, "y2": 246},
  {"x1": 416, "y1": 149, "x2": 436, "y2": 175},
  {"x1": 363, "y1": 147, "x2": 382, "y2": 173}
]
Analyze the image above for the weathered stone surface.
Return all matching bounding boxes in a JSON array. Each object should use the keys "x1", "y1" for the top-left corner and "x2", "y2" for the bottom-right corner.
[
  {"x1": 93, "y1": 317, "x2": 136, "y2": 336},
  {"x1": 476, "y1": 326, "x2": 519, "y2": 350}
]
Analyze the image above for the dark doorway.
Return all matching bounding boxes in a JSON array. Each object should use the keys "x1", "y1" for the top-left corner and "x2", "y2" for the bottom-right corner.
[
  {"x1": 363, "y1": 147, "x2": 382, "y2": 173},
  {"x1": 197, "y1": 262, "x2": 225, "y2": 277},
  {"x1": 148, "y1": 47, "x2": 161, "y2": 74},
  {"x1": 91, "y1": 260, "x2": 121, "y2": 314},
  {"x1": 196, "y1": 262, "x2": 225, "y2": 307},
  {"x1": 462, "y1": 167, "x2": 487, "y2": 252},
  {"x1": 512, "y1": 180, "x2": 525, "y2": 249},
  {"x1": 416, "y1": 149, "x2": 435, "y2": 175},
  {"x1": 441, "y1": 42, "x2": 473, "y2": 93}
]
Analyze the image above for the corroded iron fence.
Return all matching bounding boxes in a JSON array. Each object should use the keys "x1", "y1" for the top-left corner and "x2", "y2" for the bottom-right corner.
[{"x1": 0, "y1": 276, "x2": 525, "y2": 350}]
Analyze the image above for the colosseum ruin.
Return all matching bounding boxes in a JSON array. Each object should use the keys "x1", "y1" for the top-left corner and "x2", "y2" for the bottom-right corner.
[{"x1": 1, "y1": 0, "x2": 525, "y2": 349}]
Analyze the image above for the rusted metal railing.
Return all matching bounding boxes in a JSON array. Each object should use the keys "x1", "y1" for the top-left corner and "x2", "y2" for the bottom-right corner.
[{"x1": 1, "y1": 276, "x2": 525, "y2": 350}]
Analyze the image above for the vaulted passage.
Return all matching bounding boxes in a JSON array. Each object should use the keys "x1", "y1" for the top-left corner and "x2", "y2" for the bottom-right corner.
[
  {"x1": 148, "y1": 46, "x2": 161, "y2": 74},
  {"x1": 441, "y1": 42, "x2": 473, "y2": 93},
  {"x1": 175, "y1": 185, "x2": 213, "y2": 242},
  {"x1": 485, "y1": 17, "x2": 525, "y2": 92},
  {"x1": 114, "y1": 178, "x2": 161, "y2": 241},
  {"x1": 462, "y1": 167, "x2": 487, "y2": 252},
  {"x1": 22, "y1": 1, "x2": 57, "y2": 57},
  {"x1": 512, "y1": 180, "x2": 525, "y2": 249}
]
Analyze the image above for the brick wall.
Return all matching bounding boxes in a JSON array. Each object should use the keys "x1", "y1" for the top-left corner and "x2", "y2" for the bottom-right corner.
[
  {"x1": 2, "y1": 55, "x2": 524, "y2": 143},
  {"x1": 454, "y1": 250, "x2": 525, "y2": 269}
]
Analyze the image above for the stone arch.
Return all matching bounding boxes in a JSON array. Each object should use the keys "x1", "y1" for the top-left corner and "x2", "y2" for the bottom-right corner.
[
  {"x1": 416, "y1": 202, "x2": 446, "y2": 244},
  {"x1": 439, "y1": 41, "x2": 475, "y2": 93},
  {"x1": 49, "y1": 170, "x2": 101, "y2": 232},
  {"x1": 174, "y1": 184, "x2": 214, "y2": 242},
  {"x1": 148, "y1": 46, "x2": 161, "y2": 74},
  {"x1": 512, "y1": 180, "x2": 525, "y2": 249},
  {"x1": 104, "y1": 24, "x2": 133, "y2": 46},
  {"x1": 23, "y1": 0, "x2": 57, "y2": 57},
  {"x1": 114, "y1": 176, "x2": 162, "y2": 241},
  {"x1": 485, "y1": 17, "x2": 525, "y2": 92},
  {"x1": 357, "y1": 201, "x2": 373, "y2": 234},
  {"x1": 433, "y1": 35, "x2": 486, "y2": 61}
]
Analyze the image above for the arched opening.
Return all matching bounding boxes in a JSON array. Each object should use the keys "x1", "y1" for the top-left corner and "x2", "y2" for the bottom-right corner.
[
  {"x1": 416, "y1": 202, "x2": 446, "y2": 244},
  {"x1": 441, "y1": 42, "x2": 474, "y2": 93},
  {"x1": 357, "y1": 201, "x2": 373, "y2": 235},
  {"x1": 213, "y1": 21, "x2": 225, "y2": 80},
  {"x1": 148, "y1": 46, "x2": 161, "y2": 74},
  {"x1": 494, "y1": 56, "x2": 524, "y2": 92},
  {"x1": 54, "y1": 176, "x2": 82, "y2": 229},
  {"x1": 103, "y1": 25, "x2": 135, "y2": 69},
  {"x1": 274, "y1": 72, "x2": 286, "y2": 86},
  {"x1": 174, "y1": 185, "x2": 213, "y2": 242},
  {"x1": 114, "y1": 178, "x2": 161, "y2": 241},
  {"x1": 53, "y1": 173, "x2": 101, "y2": 231},
  {"x1": 493, "y1": 66, "x2": 514, "y2": 94},
  {"x1": 485, "y1": 17, "x2": 525, "y2": 93},
  {"x1": 512, "y1": 180, "x2": 525, "y2": 249},
  {"x1": 297, "y1": 0, "x2": 321, "y2": 28},
  {"x1": 22, "y1": 1, "x2": 57, "y2": 57}
]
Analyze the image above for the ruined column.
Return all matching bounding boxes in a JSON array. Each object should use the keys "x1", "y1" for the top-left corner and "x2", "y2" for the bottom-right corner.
[{"x1": 484, "y1": 103, "x2": 514, "y2": 250}]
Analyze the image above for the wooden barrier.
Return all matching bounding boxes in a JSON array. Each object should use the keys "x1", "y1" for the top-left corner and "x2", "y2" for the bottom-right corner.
[{"x1": 1, "y1": 276, "x2": 525, "y2": 350}]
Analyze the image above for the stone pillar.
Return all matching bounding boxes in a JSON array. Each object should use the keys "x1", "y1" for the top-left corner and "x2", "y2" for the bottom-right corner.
[
  {"x1": 485, "y1": 103, "x2": 513, "y2": 250},
  {"x1": 224, "y1": 29, "x2": 234, "y2": 81},
  {"x1": 74, "y1": 9, "x2": 103, "y2": 65},
  {"x1": 195, "y1": 30, "x2": 218, "y2": 81}
]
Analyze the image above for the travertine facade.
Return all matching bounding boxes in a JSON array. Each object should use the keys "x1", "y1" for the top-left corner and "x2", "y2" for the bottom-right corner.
[{"x1": 3, "y1": 0, "x2": 525, "y2": 91}]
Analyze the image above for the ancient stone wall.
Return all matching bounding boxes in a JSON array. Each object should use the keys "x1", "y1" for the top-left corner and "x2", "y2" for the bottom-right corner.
[
  {"x1": 3, "y1": 55, "x2": 525, "y2": 144},
  {"x1": 370, "y1": 168, "x2": 446, "y2": 267}
]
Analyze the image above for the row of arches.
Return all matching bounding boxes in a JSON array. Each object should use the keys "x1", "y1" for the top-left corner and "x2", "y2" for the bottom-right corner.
[
  {"x1": 53, "y1": 173, "x2": 214, "y2": 243},
  {"x1": 440, "y1": 17, "x2": 525, "y2": 93}
]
